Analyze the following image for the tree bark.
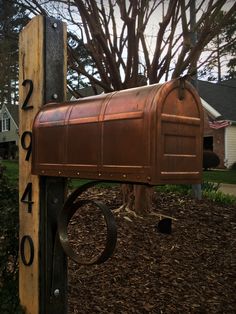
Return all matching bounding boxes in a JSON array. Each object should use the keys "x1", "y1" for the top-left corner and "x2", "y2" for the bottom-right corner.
[{"x1": 121, "y1": 184, "x2": 154, "y2": 215}]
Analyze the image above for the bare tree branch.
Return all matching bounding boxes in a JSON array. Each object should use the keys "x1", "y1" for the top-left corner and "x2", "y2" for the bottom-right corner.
[
  {"x1": 17, "y1": 0, "x2": 236, "y2": 89},
  {"x1": 150, "y1": 0, "x2": 178, "y2": 83}
]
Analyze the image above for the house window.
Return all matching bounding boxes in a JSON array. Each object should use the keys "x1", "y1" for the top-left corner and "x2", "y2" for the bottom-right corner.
[
  {"x1": 204, "y1": 136, "x2": 213, "y2": 151},
  {"x1": 1, "y1": 112, "x2": 10, "y2": 132}
]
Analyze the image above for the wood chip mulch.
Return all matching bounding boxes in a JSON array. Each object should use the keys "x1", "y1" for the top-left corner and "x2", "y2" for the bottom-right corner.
[{"x1": 68, "y1": 186, "x2": 236, "y2": 314}]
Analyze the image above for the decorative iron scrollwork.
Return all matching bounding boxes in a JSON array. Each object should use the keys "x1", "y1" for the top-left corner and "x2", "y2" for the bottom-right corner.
[{"x1": 57, "y1": 181, "x2": 117, "y2": 265}]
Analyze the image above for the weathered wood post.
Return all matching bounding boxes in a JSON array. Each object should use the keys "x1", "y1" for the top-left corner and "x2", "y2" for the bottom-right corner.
[{"x1": 19, "y1": 16, "x2": 67, "y2": 313}]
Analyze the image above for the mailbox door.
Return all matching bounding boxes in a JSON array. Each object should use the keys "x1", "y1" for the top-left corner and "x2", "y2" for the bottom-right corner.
[{"x1": 157, "y1": 81, "x2": 203, "y2": 184}]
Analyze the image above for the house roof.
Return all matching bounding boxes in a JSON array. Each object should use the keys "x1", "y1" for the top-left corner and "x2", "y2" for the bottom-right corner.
[
  {"x1": 198, "y1": 79, "x2": 236, "y2": 121},
  {"x1": 1, "y1": 104, "x2": 19, "y2": 127},
  {"x1": 7, "y1": 105, "x2": 19, "y2": 126},
  {"x1": 78, "y1": 85, "x2": 104, "y2": 97}
]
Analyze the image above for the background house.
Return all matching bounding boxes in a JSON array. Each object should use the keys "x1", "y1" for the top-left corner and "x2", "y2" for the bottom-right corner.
[
  {"x1": 0, "y1": 104, "x2": 19, "y2": 159},
  {"x1": 198, "y1": 79, "x2": 236, "y2": 168}
]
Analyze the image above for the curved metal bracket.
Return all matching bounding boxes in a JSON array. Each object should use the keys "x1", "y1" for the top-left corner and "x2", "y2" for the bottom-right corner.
[
  {"x1": 178, "y1": 77, "x2": 186, "y2": 100},
  {"x1": 57, "y1": 181, "x2": 117, "y2": 265}
]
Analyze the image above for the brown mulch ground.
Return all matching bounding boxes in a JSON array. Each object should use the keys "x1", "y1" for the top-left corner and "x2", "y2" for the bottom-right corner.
[{"x1": 68, "y1": 186, "x2": 236, "y2": 314}]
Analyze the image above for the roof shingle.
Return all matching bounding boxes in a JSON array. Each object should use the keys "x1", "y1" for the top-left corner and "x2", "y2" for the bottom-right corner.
[{"x1": 198, "y1": 79, "x2": 236, "y2": 121}]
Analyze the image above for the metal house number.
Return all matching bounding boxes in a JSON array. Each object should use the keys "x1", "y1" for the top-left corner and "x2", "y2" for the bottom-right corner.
[{"x1": 20, "y1": 79, "x2": 35, "y2": 266}]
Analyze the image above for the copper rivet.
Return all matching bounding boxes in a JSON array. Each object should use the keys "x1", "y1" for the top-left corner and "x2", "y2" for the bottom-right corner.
[
  {"x1": 58, "y1": 171, "x2": 61, "y2": 175},
  {"x1": 54, "y1": 289, "x2": 60, "y2": 297},
  {"x1": 52, "y1": 93, "x2": 58, "y2": 99},
  {"x1": 123, "y1": 174, "x2": 127, "y2": 178},
  {"x1": 98, "y1": 173, "x2": 101, "y2": 176},
  {"x1": 77, "y1": 172, "x2": 80, "y2": 175},
  {"x1": 42, "y1": 170, "x2": 45, "y2": 174},
  {"x1": 147, "y1": 176, "x2": 151, "y2": 181},
  {"x1": 52, "y1": 23, "x2": 58, "y2": 29}
]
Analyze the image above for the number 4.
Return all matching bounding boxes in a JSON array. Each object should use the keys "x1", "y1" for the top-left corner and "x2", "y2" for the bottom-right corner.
[{"x1": 21, "y1": 183, "x2": 34, "y2": 213}]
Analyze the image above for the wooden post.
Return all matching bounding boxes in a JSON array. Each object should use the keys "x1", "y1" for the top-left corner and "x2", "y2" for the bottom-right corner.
[{"x1": 19, "y1": 16, "x2": 67, "y2": 313}]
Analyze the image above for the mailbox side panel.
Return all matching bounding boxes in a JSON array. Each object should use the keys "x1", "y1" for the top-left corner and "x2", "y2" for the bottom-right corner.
[
  {"x1": 65, "y1": 97, "x2": 104, "y2": 175},
  {"x1": 32, "y1": 105, "x2": 69, "y2": 175},
  {"x1": 154, "y1": 80, "x2": 203, "y2": 184},
  {"x1": 100, "y1": 86, "x2": 159, "y2": 182}
]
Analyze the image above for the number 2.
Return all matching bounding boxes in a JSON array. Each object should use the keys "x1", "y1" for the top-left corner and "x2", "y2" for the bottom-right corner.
[{"x1": 21, "y1": 79, "x2": 34, "y2": 110}]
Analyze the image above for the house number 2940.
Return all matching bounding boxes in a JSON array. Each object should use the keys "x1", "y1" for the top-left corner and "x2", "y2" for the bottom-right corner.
[{"x1": 20, "y1": 78, "x2": 35, "y2": 266}]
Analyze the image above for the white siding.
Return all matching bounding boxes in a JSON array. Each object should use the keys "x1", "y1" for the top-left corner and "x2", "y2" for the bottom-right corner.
[{"x1": 225, "y1": 125, "x2": 236, "y2": 168}]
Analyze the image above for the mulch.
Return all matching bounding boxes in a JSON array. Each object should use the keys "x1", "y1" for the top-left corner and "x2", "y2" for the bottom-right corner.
[{"x1": 67, "y1": 186, "x2": 236, "y2": 314}]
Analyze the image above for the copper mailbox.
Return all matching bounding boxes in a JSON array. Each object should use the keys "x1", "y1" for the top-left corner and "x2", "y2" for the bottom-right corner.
[{"x1": 32, "y1": 79, "x2": 203, "y2": 184}]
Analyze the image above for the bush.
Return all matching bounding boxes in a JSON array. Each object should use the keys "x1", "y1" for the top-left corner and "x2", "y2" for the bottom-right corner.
[
  {"x1": 0, "y1": 164, "x2": 23, "y2": 313},
  {"x1": 230, "y1": 162, "x2": 236, "y2": 171},
  {"x1": 0, "y1": 163, "x2": 6, "y2": 178},
  {"x1": 202, "y1": 181, "x2": 220, "y2": 192},
  {"x1": 203, "y1": 190, "x2": 236, "y2": 205},
  {"x1": 156, "y1": 181, "x2": 236, "y2": 205},
  {"x1": 203, "y1": 150, "x2": 220, "y2": 170}
]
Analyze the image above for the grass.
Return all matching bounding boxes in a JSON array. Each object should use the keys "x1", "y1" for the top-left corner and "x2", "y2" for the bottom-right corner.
[
  {"x1": 156, "y1": 183, "x2": 236, "y2": 205},
  {"x1": 203, "y1": 190, "x2": 236, "y2": 205},
  {"x1": 203, "y1": 169, "x2": 236, "y2": 184}
]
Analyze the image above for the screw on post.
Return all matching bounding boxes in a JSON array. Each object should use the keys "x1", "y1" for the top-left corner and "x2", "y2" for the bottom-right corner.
[{"x1": 52, "y1": 93, "x2": 58, "y2": 100}]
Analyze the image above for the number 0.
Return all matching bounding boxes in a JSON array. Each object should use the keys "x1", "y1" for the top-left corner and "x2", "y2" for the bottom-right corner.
[{"x1": 20, "y1": 235, "x2": 34, "y2": 266}]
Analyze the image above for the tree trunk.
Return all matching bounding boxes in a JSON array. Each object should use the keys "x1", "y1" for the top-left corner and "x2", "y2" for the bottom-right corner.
[{"x1": 121, "y1": 184, "x2": 154, "y2": 215}]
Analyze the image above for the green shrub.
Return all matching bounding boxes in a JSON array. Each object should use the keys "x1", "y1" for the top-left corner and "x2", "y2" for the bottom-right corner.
[
  {"x1": 203, "y1": 150, "x2": 220, "y2": 170},
  {"x1": 201, "y1": 181, "x2": 220, "y2": 192},
  {"x1": 156, "y1": 181, "x2": 236, "y2": 205},
  {"x1": 0, "y1": 164, "x2": 23, "y2": 313},
  {"x1": 203, "y1": 190, "x2": 236, "y2": 205},
  {"x1": 157, "y1": 181, "x2": 220, "y2": 195},
  {"x1": 230, "y1": 162, "x2": 236, "y2": 170},
  {"x1": 156, "y1": 184, "x2": 191, "y2": 194}
]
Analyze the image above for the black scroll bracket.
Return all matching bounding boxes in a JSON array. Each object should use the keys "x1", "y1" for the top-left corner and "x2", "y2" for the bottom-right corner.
[
  {"x1": 50, "y1": 180, "x2": 151, "y2": 296},
  {"x1": 177, "y1": 71, "x2": 198, "y2": 100},
  {"x1": 178, "y1": 76, "x2": 186, "y2": 100},
  {"x1": 50, "y1": 180, "x2": 117, "y2": 299},
  {"x1": 57, "y1": 181, "x2": 117, "y2": 266}
]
